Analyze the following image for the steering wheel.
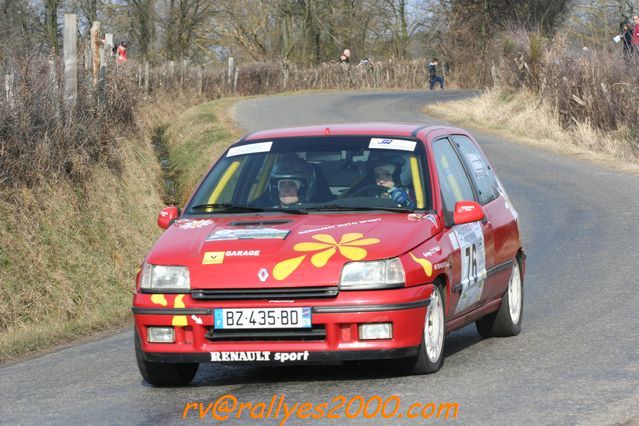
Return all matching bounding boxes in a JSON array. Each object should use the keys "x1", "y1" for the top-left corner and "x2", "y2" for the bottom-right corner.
[{"x1": 347, "y1": 184, "x2": 389, "y2": 197}]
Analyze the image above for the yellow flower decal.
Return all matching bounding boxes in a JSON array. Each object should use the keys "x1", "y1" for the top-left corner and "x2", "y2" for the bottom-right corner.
[
  {"x1": 273, "y1": 233, "x2": 380, "y2": 281},
  {"x1": 150, "y1": 294, "x2": 188, "y2": 326},
  {"x1": 410, "y1": 252, "x2": 433, "y2": 277}
]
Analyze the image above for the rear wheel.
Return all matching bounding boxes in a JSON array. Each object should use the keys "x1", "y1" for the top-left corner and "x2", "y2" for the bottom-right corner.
[
  {"x1": 390, "y1": 284, "x2": 445, "y2": 375},
  {"x1": 476, "y1": 258, "x2": 523, "y2": 338},
  {"x1": 135, "y1": 330, "x2": 198, "y2": 386}
]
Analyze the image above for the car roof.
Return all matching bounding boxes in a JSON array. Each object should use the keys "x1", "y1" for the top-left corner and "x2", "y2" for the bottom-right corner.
[{"x1": 242, "y1": 123, "x2": 466, "y2": 141}]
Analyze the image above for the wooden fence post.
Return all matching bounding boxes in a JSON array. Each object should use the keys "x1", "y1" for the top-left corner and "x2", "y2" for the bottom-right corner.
[
  {"x1": 233, "y1": 67, "x2": 239, "y2": 93},
  {"x1": 90, "y1": 21, "x2": 100, "y2": 86},
  {"x1": 48, "y1": 55, "x2": 60, "y2": 119},
  {"x1": 197, "y1": 70, "x2": 203, "y2": 96},
  {"x1": 63, "y1": 14, "x2": 78, "y2": 110},
  {"x1": 181, "y1": 59, "x2": 187, "y2": 90},
  {"x1": 4, "y1": 74, "x2": 14, "y2": 109},
  {"x1": 138, "y1": 64, "x2": 143, "y2": 88},
  {"x1": 98, "y1": 35, "x2": 107, "y2": 104},
  {"x1": 281, "y1": 61, "x2": 289, "y2": 91},
  {"x1": 144, "y1": 62, "x2": 150, "y2": 94},
  {"x1": 84, "y1": 45, "x2": 91, "y2": 70},
  {"x1": 227, "y1": 57, "x2": 234, "y2": 87}
]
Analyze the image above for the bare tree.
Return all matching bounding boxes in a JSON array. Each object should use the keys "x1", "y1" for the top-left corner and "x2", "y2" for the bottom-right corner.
[
  {"x1": 45, "y1": 0, "x2": 61, "y2": 51},
  {"x1": 163, "y1": 0, "x2": 214, "y2": 61},
  {"x1": 127, "y1": 0, "x2": 156, "y2": 61}
]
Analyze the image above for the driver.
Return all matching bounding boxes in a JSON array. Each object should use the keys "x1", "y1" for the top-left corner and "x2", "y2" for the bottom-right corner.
[
  {"x1": 373, "y1": 161, "x2": 415, "y2": 209},
  {"x1": 269, "y1": 155, "x2": 315, "y2": 207},
  {"x1": 276, "y1": 178, "x2": 302, "y2": 206}
]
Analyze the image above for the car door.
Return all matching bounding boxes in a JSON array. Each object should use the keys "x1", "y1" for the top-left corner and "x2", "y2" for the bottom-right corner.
[
  {"x1": 450, "y1": 134, "x2": 518, "y2": 304},
  {"x1": 431, "y1": 137, "x2": 495, "y2": 318}
]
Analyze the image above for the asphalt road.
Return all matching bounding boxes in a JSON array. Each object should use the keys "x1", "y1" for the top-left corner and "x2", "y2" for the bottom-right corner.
[{"x1": 2, "y1": 90, "x2": 638, "y2": 425}]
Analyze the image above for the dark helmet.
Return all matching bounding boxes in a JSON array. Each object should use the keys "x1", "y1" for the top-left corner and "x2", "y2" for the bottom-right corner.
[{"x1": 269, "y1": 155, "x2": 316, "y2": 203}]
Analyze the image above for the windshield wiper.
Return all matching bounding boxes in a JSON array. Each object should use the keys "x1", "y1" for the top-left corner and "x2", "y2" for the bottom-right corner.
[
  {"x1": 190, "y1": 203, "x2": 307, "y2": 215},
  {"x1": 308, "y1": 203, "x2": 412, "y2": 213}
]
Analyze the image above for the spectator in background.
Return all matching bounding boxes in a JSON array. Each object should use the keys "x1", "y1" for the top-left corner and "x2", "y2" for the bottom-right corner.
[
  {"x1": 340, "y1": 48, "x2": 351, "y2": 64},
  {"x1": 427, "y1": 58, "x2": 444, "y2": 90},
  {"x1": 632, "y1": 15, "x2": 639, "y2": 52},
  {"x1": 117, "y1": 42, "x2": 128, "y2": 64},
  {"x1": 620, "y1": 23, "x2": 633, "y2": 57}
]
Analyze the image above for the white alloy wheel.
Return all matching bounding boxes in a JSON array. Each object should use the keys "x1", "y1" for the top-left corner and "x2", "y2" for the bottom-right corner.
[
  {"x1": 508, "y1": 261, "x2": 522, "y2": 324},
  {"x1": 425, "y1": 287, "x2": 444, "y2": 363}
]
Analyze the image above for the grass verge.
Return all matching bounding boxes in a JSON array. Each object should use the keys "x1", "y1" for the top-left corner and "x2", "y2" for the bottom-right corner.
[
  {"x1": 424, "y1": 89, "x2": 639, "y2": 175},
  {"x1": 0, "y1": 96, "x2": 242, "y2": 363},
  {"x1": 161, "y1": 98, "x2": 244, "y2": 204}
]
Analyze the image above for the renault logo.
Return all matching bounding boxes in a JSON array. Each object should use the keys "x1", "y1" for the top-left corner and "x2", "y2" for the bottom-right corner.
[{"x1": 257, "y1": 268, "x2": 269, "y2": 282}]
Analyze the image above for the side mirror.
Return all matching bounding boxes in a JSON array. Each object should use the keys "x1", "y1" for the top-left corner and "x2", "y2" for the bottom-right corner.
[
  {"x1": 157, "y1": 206, "x2": 179, "y2": 229},
  {"x1": 453, "y1": 201, "x2": 484, "y2": 225}
]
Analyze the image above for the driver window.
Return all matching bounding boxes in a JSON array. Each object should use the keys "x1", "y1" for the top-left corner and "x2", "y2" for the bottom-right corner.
[{"x1": 432, "y1": 138, "x2": 476, "y2": 215}]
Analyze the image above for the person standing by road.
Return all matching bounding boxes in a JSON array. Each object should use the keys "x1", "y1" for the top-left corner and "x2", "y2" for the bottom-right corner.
[
  {"x1": 620, "y1": 22, "x2": 633, "y2": 57},
  {"x1": 428, "y1": 58, "x2": 444, "y2": 90},
  {"x1": 117, "y1": 42, "x2": 128, "y2": 64},
  {"x1": 632, "y1": 15, "x2": 639, "y2": 53}
]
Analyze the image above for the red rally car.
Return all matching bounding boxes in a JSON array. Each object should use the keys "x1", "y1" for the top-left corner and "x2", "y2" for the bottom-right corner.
[{"x1": 133, "y1": 123, "x2": 525, "y2": 386}]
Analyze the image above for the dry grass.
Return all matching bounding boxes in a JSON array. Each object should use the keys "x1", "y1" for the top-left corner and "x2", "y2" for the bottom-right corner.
[
  {"x1": 0, "y1": 132, "x2": 164, "y2": 361},
  {"x1": 425, "y1": 89, "x2": 639, "y2": 174},
  {"x1": 0, "y1": 93, "x2": 243, "y2": 362}
]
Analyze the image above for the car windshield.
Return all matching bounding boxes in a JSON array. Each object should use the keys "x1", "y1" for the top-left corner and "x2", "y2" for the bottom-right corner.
[{"x1": 185, "y1": 136, "x2": 431, "y2": 214}]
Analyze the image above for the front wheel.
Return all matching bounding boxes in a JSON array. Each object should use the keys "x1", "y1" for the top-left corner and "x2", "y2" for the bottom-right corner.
[
  {"x1": 390, "y1": 284, "x2": 445, "y2": 375},
  {"x1": 476, "y1": 258, "x2": 523, "y2": 338},
  {"x1": 135, "y1": 330, "x2": 199, "y2": 386}
]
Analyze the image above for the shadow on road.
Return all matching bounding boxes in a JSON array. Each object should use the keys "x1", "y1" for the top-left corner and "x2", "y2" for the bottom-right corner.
[{"x1": 174, "y1": 325, "x2": 486, "y2": 388}]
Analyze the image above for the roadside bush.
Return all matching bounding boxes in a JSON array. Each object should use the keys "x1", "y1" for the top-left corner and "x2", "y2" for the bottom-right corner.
[
  {"x1": 0, "y1": 54, "x2": 139, "y2": 189},
  {"x1": 492, "y1": 30, "x2": 639, "y2": 156}
]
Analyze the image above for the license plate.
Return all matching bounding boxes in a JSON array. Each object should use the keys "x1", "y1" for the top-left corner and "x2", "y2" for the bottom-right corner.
[{"x1": 213, "y1": 308, "x2": 312, "y2": 329}]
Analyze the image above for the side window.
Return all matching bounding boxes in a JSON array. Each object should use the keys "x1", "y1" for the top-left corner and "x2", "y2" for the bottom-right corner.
[
  {"x1": 432, "y1": 138, "x2": 476, "y2": 215},
  {"x1": 451, "y1": 135, "x2": 500, "y2": 205}
]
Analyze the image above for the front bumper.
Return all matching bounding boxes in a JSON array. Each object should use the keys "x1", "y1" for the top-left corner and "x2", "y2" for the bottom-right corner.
[{"x1": 133, "y1": 284, "x2": 433, "y2": 364}]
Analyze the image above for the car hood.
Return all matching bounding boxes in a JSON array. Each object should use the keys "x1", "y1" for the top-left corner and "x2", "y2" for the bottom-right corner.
[{"x1": 146, "y1": 213, "x2": 440, "y2": 288}]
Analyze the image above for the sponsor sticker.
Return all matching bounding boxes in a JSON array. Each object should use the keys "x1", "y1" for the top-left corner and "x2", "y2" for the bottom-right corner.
[
  {"x1": 210, "y1": 351, "x2": 310, "y2": 362},
  {"x1": 227, "y1": 141, "x2": 273, "y2": 157},
  {"x1": 202, "y1": 251, "x2": 225, "y2": 264},
  {"x1": 298, "y1": 218, "x2": 382, "y2": 235},
  {"x1": 422, "y1": 245, "x2": 442, "y2": 258},
  {"x1": 448, "y1": 232, "x2": 460, "y2": 250},
  {"x1": 174, "y1": 219, "x2": 214, "y2": 230},
  {"x1": 466, "y1": 152, "x2": 488, "y2": 178},
  {"x1": 369, "y1": 138, "x2": 417, "y2": 152},
  {"x1": 225, "y1": 250, "x2": 260, "y2": 257},
  {"x1": 206, "y1": 228, "x2": 290, "y2": 241},
  {"x1": 434, "y1": 260, "x2": 451, "y2": 271}
]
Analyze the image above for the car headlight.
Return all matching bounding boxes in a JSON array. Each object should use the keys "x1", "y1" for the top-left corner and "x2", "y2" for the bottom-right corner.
[
  {"x1": 339, "y1": 258, "x2": 405, "y2": 290},
  {"x1": 140, "y1": 263, "x2": 190, "y2": 292}
]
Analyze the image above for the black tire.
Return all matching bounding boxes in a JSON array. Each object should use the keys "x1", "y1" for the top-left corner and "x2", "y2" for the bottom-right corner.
[
  {"x1": 390, "y1": 284, "x2": 445, "y2": 375},
  {"x1": 135, "y1": 330, "x2": 198, "y2": 386},
  {"x1": 476, "y1": 257, "x2": 523, "y2": 338}
]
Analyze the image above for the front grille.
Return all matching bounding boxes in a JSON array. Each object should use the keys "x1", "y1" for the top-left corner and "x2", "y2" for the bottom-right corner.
[
  {"x1": 205, "y1": 325, "x2": 326, "y2": 341},
  {"x1": 191, "y1": 286, "x2": 339, "y2": 300}
]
